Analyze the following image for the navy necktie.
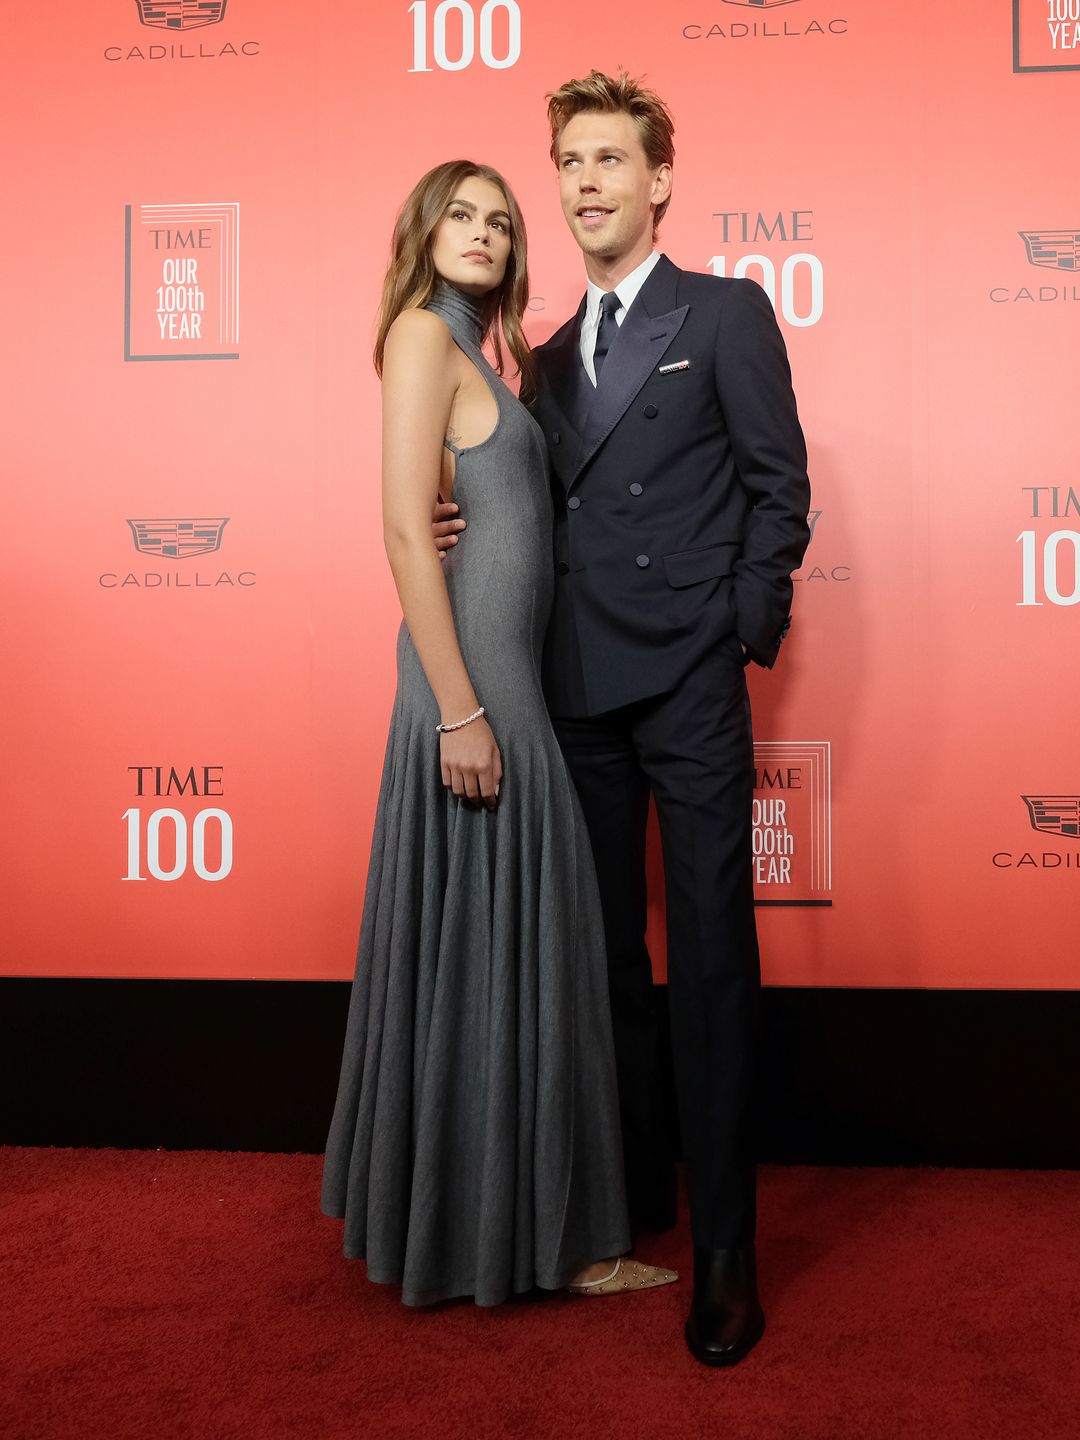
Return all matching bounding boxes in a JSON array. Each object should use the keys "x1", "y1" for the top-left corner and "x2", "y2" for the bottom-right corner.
[{"x1": 591, "y1": 291, "x2": 621, "y2": 382}]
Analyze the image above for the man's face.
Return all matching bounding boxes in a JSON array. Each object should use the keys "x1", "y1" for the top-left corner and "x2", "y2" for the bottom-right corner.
[{"x1": 556, "y1": 110, "x2": 671, "y2": 264}]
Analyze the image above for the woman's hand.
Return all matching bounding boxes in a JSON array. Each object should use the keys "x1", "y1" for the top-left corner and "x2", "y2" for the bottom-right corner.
[{"x1": 439, "y1": 717, "x2": 502, "y2": 811}]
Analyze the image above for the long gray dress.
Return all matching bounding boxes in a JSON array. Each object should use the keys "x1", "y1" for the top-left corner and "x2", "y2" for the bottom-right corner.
[{"x1": 320, "y1": 281, "x2": 631, "y2": 1307}]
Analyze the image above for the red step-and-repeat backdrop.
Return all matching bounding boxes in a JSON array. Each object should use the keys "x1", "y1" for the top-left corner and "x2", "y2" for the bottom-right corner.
[{"x1": 3, "y1": 0, "x2": 1078, "y2": 986}]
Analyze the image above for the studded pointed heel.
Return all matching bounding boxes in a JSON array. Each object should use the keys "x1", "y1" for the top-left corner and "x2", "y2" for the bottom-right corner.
[{"x1": 566, "y1": 1257, "x2": 679, "y2": 1297}]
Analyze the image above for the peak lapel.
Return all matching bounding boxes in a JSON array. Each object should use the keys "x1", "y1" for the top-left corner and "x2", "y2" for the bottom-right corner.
[{"x1": 569, "y1": 258, "x2": 688, "y2": 490}]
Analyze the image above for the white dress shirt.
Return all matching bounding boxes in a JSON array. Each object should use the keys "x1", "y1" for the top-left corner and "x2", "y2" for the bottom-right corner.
[{"x1": 579, "y1": 250, "x2": 662, "y2": 386}]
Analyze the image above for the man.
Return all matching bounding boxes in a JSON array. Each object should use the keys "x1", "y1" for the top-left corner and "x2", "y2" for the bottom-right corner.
[{"x1": 435, "y1": 71, "x2": 810, "y2": 1365}]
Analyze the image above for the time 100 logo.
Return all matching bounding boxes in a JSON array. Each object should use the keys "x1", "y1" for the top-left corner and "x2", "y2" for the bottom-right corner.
[{"x1": 409, "y1": 0, "x2": 521, "y2": 71}]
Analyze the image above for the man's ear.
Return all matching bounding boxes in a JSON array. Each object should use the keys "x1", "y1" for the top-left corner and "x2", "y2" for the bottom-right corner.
[{"x1": 652, "y1": 163, "x2": 673, "y2": 208}]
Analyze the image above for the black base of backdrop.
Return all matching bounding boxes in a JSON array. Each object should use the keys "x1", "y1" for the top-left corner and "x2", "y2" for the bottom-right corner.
[{"x1": 3, "y1": 979, "x2": 1078, "y2": 1166}]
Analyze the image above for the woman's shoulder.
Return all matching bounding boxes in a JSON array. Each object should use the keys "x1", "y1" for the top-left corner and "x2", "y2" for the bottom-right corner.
[
  {"x1": 385, "y1": 305, "x2": 454, "y2": 351},
  {"x1": 382, "y1": 306, "x2": 457, "y2": 390}
]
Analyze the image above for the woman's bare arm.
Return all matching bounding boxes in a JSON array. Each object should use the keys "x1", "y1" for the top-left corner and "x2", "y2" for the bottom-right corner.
[{"x1": 381, "y1": 308, "x2": 501, "y2": 805}]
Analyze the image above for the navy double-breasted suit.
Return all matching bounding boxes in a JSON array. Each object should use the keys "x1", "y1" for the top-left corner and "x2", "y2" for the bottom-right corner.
[
  {"x1": 532, "y1": 255, "x2": 811, "y2": 1246},
  {"x1": 535, "y1": 254, "x2": 810, "y2": 718}
]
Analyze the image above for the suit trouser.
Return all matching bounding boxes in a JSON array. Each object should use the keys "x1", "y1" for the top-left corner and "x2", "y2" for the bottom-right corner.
[{"x1": 552, "y1": 638, "x2": 759, "y2": 1250}]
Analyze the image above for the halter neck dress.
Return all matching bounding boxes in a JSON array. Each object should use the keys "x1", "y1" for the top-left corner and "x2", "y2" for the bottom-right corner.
[{"x1": 321, "y1": 281, "x2": 631, "y2": 1306}]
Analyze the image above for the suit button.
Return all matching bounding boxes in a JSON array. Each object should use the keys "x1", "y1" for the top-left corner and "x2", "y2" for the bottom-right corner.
[
  {"x1": 635, "y1": 554, "x2": 650, "y2": 569},
  {"x1": 643, "y1": 404, "x2": 658, "y2": 418},
  {"x1": 567, "y1": 496, "x2": 581, "y2": 510},
  {"x1": 552, "y1": 431, "x2": 561, "y2": 444},
  {"x1": 557, "y1": 561, "x2": 570, "y2": 575},
  {"x1": 629, "y1": 482, "x2": 644, "y2": 496}
]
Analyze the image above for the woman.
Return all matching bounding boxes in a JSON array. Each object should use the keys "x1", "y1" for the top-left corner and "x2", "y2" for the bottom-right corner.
[{"x1": 321, "y1": 161, "x2": 676, "y2": 1307}]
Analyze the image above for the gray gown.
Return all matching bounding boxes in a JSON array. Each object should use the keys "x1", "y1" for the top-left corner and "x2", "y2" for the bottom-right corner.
[{"x1": 320, "y1": 281, "x2": 631, "y2": 1307}]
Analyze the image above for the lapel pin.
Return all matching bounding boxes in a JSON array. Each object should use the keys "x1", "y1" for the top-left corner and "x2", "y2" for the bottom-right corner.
[{"x1": 658, "y1": 359, "x2": 690, "y2": 374}]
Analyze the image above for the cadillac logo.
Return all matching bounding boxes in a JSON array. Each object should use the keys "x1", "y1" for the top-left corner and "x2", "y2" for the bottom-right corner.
[
  {"x1": 1022, "y1": 795, "x2": 1080, "y2": 839},
  {"x1": 722, "y1": 0, "x2": 800, "y2": 7},
  {"x1": 135, "y1": 1, "x2": 228, "y2": 31},
  {"x1": 127, "y1": 518, "x2": 229, "y2": 558},
  {"x1": 1019, "y1": 230, "x2": 1080, "y2": 273}
]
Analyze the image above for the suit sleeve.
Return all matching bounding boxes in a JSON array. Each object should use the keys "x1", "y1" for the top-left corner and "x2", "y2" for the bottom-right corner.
[{"x1": 714, "y1": 278, "x2": 811, "y2": 667}]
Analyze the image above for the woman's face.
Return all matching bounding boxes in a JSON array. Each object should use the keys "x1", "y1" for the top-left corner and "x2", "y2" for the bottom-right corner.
[{"x1": 430, "y1": 175, "x2": 513, "y2": 296}]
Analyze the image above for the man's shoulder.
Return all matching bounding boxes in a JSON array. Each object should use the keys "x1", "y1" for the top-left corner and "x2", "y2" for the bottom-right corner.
[
  {"x1": 671, "y1": 264, "x2": 747, "y2": 309},
  {"x1": 534, "y1": 310, "x2": 580, "y2": 359},
  {"x1": 666, "y1": 268, "x2": 779, "y2": 345}
]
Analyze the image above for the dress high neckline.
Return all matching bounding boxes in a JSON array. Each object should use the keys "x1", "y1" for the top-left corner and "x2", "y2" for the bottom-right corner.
[{"x1": 427, "y1": 280, "x2": 486, "y2": 348}]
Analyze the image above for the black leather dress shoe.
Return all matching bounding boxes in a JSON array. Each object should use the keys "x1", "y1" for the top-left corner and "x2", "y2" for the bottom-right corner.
[{"x1": 684, "y1": 1244, "x2": 765, "y2": 1367}]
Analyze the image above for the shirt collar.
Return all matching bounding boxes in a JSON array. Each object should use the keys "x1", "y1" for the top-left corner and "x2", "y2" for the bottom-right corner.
[{"x1": 585, "y1": 250, "x2": 662, "y2": 322}]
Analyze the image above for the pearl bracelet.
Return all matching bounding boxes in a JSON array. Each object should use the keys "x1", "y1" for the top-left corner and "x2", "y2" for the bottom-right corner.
[{"x1": 435, "y1": 705, "x2": 485, "y2": 734}]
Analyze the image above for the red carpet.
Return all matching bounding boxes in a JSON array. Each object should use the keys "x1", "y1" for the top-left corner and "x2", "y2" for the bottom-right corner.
[{"x1": 2, "y1": 1150, "x2": 1078, "y2": 1440}]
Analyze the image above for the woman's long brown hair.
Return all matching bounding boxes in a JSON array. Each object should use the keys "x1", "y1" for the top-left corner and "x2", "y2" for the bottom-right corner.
[{"x1": 374, "y1": 160, "x2": 536, "y2": 403}]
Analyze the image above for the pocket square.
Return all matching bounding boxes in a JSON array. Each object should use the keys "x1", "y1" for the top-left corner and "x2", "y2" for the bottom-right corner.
[{"x1": 658, "y1": 359, "x2": 690, "y2": 374}]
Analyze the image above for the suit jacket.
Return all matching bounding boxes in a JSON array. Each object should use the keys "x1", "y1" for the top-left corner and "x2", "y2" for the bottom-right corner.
[{"x1": 532, "y1": 254, "x2": 811, "y2": 718}]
